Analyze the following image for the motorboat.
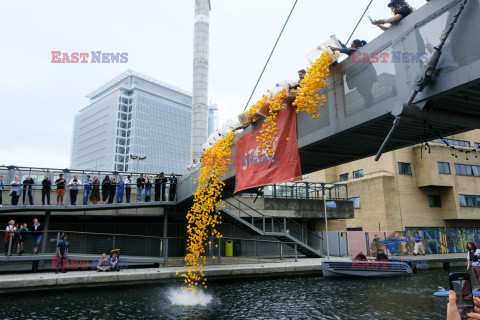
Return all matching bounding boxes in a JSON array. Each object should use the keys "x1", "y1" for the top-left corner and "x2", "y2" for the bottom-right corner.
[{"x1": 322, "y1": 259, "x2": 413, "y2": 278}]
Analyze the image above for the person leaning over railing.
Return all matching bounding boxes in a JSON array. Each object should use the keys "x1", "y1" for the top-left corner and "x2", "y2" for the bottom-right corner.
[
  {"x1": 41, "y1": 176, "x2": 51, "y2": 205},
  {"x1": 83, "y1": 175, "x2": 92, "y2": 205},
  {"x1": 9, "y1": 176, "x2": 21, "y2": 206},
  {"x1": 0, "y1": 175, "x2": 4, "y2": 207},
  {"x1": 371, "y1": 0, "x2": 414, "y2": 31},
  {"x1": 90, "y1": 176, "x2": 101, "y2": 205}
]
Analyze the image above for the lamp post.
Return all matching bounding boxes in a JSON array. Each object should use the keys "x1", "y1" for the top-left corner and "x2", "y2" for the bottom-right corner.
[{"x1": 130, "y1": 154, "x2": 147, "y2": 172}]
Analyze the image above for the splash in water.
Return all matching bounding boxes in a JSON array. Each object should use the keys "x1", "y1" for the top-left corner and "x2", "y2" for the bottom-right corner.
[{"x1": 167, "y1": 288, "x2": 213, "y2": 307}]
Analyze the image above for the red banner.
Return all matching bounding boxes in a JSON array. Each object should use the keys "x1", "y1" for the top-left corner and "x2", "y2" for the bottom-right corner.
[{"x1": 235, "y1": 105, "x2": 302, "y2": 193}]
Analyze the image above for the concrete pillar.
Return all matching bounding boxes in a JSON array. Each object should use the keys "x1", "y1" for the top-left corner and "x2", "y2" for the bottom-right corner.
[{"x1": 191, "y1": 0, "x2": 210, "y2": 161}]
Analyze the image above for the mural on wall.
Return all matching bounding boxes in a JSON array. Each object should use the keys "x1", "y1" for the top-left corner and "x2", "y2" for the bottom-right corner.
[{"x1": 347, "y1": 230, "x2": 480, "y2": 256}]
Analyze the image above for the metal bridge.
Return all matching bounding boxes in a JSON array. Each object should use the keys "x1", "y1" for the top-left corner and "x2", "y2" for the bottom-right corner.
[{"x1": 178, "y1": 0, "x2": 480, "y2": 203}]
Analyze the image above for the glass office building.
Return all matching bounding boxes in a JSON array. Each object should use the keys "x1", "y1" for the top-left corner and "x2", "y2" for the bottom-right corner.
[{"x1": 71, "y1": 70, "x2": 215, "y2": 174}]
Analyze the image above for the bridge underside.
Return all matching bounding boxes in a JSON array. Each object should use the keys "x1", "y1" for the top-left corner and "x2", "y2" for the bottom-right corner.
[{"x1": 177, "y1": 0, "x2": 480, "y2": 204}]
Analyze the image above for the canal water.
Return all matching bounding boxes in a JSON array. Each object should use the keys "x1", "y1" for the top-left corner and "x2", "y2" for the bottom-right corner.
[{"x1": 0, "y1": 267, "x2": 463, "y2": 319}]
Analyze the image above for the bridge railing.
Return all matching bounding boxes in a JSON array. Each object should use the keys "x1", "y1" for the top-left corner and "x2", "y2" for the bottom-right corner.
[{"x1": 237, "y1": 182, "x2": 348, "y2": 200}]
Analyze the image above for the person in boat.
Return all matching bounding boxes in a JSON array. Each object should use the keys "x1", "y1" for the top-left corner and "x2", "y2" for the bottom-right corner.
[
  {"x1": 354, "y1": 251, "x2": 368, "y2": 261},
  {"x1": 375, "y1": 249, "x2": 389, "y2": 261},
  {"x1": 371, "y1": 0, "x2": 414, "y2": 31}
]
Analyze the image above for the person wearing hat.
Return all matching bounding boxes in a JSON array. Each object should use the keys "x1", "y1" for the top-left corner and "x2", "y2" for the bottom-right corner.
[{"x1": 371, "y1": 0, "x2": 414, "y2": 31}]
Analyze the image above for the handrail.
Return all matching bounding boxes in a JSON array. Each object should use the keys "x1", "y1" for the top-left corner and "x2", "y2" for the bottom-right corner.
[
  {"x1": 232, "y1": 197, "x2": 323, "y2": 241},
  {"x1": 3, "y1": 229, "x2": 298, "y2": 246}
]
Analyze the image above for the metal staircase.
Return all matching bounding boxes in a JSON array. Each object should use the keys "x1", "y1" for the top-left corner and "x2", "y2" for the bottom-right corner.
[{"x1": 220, "y1": 198, "x2": 323, "y2": 258}]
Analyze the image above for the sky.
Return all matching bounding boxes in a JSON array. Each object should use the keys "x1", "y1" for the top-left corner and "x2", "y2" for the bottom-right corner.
[{"x1": 0, "y1": 0, "x2": 428, "y2": 169}]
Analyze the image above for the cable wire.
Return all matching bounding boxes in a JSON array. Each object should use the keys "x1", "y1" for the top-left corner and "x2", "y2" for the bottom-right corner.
[
  {"x1": 346, "y1": 0, "x2": 374, "y2": 44},
  {"x1": 243, "y1": 0, "x2": 298, "y2": 111}
]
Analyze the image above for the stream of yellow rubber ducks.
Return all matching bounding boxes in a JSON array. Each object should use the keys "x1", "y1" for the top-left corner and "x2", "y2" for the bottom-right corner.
[
  {"x1": 181, "y1": 53, "x2": 332, "y2": 295},
  {"x1": 293, "y1": 51, "x2": 333, "y2": 118},
  {"x1": 181, "y1": 131, "x2": 236, "y2": 294}
]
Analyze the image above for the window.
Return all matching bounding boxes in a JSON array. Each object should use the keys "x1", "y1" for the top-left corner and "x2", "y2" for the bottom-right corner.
[
  {"x1": 428, "y1": 195, "x2": 442, "y2": 208},
  {"x1": 454, "y1": 164, "x2": 480, "y2": 177},
  {"x1": 349, "y1": 197, "x2": 361, "y2": 209},
  {"x1": 339, "y1": 173, "x2": 349, "y2": 181},
  {"x1": 475, "y1": 143, "x2": 480, "y2": 149},
  {"x1": 459, "y1": 195, "x2": 480, "y2": 207},
  {"x1": 434, "y1": 139, "x2": 471, "y2": 147},
  {"x1": 347, "y1": 227, "x2": 363, "y2": 231},
  {"x1": 302, "y1": 174, "x2": 309, "y2": 179},
  {"x1": 353, "y1": 170, "x2": 364, "y2": 179},
  {"x1": 398, "y1": 162, "x2": 412, "y2": 175},
  {"x1": 438, "y1": 162, "x2": 451, "y2": 174}
]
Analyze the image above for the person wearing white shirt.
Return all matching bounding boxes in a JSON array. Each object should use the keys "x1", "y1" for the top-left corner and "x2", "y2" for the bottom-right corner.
[
  {"x1": 467, "y1": 242, "x2": 480, "y2": 291},
  {"x1": 68, "y1": 176, "x2": 81, "y2": 205},
  {"x1": 4, "y1": 220, "x2": 17, "y2": 256},
  {"x1": 125, "y1": 176, "x2": 132, "y2": 203},
  {"x1": 9, "y1": 176, "x2": 21, "y2": 206}
]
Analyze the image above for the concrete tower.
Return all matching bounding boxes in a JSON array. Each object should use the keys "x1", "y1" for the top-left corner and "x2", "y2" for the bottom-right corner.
[{"x1": 191, "y1": 0, "x2": 211, "y2": 161}]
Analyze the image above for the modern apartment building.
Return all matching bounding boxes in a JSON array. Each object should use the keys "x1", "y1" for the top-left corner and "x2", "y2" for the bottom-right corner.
[
  {"x1": 70, "y1": 70, "x2": 216, "y2": 174},
  {"x1": 306, "y1": 130, "x2": 480, "y2": 231}
]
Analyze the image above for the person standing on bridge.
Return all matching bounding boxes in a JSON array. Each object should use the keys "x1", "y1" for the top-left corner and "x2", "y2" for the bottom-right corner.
[
  {"x1": 9, "y1": 176, "x2": 21, "y2": 206},
  {"x1": 55, "y1": 174, "x2": 66, "y2": 206},
  {"x1": 83, "y1": 175, "x2": 92, "y2": 205},
  {"x1": 108, "y1": 178, "x2": 116, "y2": 204},
  {"x1": 31, "y1": 218, "x2": 42, "y2": 255},
  {"x1": 136, "y1": 174, "x2": 145, "y2": 202},
  {"x1": 90, "y1": 176, "x2": 100, "y2": 204},
  {"x1": 371, "y1": 0, "x2": 413, "y2": 31},
  {"x1": 101, "y1": 175, "x2": 111, "y2": 204},
  {"x1": 169, "y1": 173, "x2": 177, "y2": 201},
  {"x1": 4, "y1": 220, "x2": 17, "y2": 256},
  {"x1": 41, "y1": 176, "x2": 51, "y2": 205},
  {"x1": 413, "y1": 231, "x2": 426, "y2": 256},
  {"x1": 125, "y1": 176, "x2": 132, "y2": 203},
  {"x1": 158, "y1": 172, "x2": 168, "y2": 201},
  {"x1": 154, "y1": 174, "x2": 161, "y2": 201},
  {"x1": 69, "y1": 176, "x2": 81, "y2": 205},
  {"x1": 22, "y1": 176, "x2": 34, "y2": 205},
  {"x1": 0, "y1": 175, "x2": 4, "y2": 207},
  {"x1": 145, "y1": 175, "x2": 152, "y2": 202},
  {"x1": 18, "y1": 223, "x2": 28, "y2": 256},
  {"x1": 116, "y1": 176, "x2": 125, "y2": 203}
]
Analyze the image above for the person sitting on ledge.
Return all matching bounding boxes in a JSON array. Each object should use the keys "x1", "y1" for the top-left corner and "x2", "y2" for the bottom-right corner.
[
  {"x1": 375, "y1": 249, "x2": 389, "y2": 261},
  {"x1": 110, "y1": 252, "x2": 120, "y2": 272},
  {"x1": 354, "y1": 251, "x2": 368, "y2": 261},
  {"x1": 97, "y1": 253, "x2": 110, "y2": 272},
  {"x1": 371, "y1": 0, "x2": 413, "y2": 31}
]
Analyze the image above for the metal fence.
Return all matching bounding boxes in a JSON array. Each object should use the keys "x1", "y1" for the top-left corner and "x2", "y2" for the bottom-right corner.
[{"x1": 238, "y1": 182, "x2": 348, "y2": 200}]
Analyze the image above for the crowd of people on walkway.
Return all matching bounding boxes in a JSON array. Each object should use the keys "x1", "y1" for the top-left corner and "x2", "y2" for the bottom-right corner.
[
  {"x1": 0, "y1": 172, "x2": 178, "y2": 206},
  {"x1": 4, "y1": 218, "x2": 43, "y2": 256}
]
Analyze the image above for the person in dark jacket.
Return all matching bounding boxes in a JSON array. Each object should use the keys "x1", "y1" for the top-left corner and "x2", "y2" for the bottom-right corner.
[
  {"x1": 41, "y1": 176, "x2": 52, "y2": 205},
  {"x1": 371, "y1": 0, "x2": 413, "y2": 31},
  {"x1": 90, "y1": 176, "x2": 101, "y2": 204},
  {"x1": 31, "y1": 218, "x2": 42, "y2": 255},
  {"x1": 154, "y1": 174, "x2": 161, "y2": 201},
  {"x1": 101, "y1": 176, "x2": 111, "y2": 204},
  {"x1": 107, "y1": 178, "x2": 116, "y2": 204},
  {"x1": 375, "y1": 249, "x2": 389, "y2": 261},
  {"x1": 125, "y1": 176, "x2": 132, "y2": 203},
  {"x1": 169, "y1": 173, "x2": 177, "y2": 201},
  {"x1": 22, "y1": 176, "x2": 34, "y2": 205},
  {"x1": 136, "y1": 174, "x2": 145, "y2": 202},
  {"x1": 354, "y1": 251, "x2": 368, "y2": 261},
  {"x1": 158, "y1": 172, "x2": 168, "y2": 201}
]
